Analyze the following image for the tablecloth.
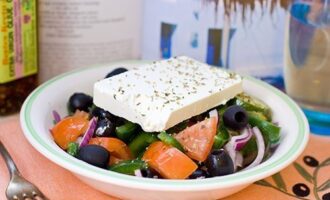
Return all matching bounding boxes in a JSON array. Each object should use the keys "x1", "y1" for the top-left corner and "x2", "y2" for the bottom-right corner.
[{"x1": 0, "y1": 116, "x2": 329, "y2": 200}]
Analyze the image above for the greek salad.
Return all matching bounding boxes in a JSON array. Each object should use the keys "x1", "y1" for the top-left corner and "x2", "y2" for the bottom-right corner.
[{"x1": 50, "y1": 67, "x2": 281, "y2": 179}]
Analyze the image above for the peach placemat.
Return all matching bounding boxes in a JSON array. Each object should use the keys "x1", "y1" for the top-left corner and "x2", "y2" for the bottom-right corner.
[{"x1": 0, "y1": 116, "x2": 329, "y2": 200}]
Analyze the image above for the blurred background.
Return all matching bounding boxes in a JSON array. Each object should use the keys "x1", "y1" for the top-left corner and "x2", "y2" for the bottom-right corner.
[{"x1": 38, "y1": 0, "x2": 288, "y2": 89}]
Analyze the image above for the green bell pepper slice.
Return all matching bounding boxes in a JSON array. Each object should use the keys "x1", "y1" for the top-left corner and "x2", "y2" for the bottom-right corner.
[
  {"x1": 129, "y1": 132, "x2": 158, "y2": 157},
  {"x1": 248, "y1": 111, "x2": 281, "y2": 144},
  {"x1": 213, "y1": 123, "x2": 230, "y2": 149},
  {"x1": 67, "y1": 142, "x2": 79, "y2": 157},
  {"x1": 109, "y1": 160, "x2": 148, "y2": 175},
  {"x1": 115, "y1": 121, "x2": 138, "y2": 142},
  {"x1": 234, "y1": 93, "x2": 272, "y2": 121},
  {"x1": 157, "y1": 131, "x2": 184, "y2": 152}
]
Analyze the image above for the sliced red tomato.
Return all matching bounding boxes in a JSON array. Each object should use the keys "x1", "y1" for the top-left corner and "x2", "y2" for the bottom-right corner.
[
  {"x1": 51, "y1": 116, "x2": 89, "y2": 149},
  {"x1": 89, "y1": 137, "x2": 132, "y2": 160},
  {"x1": 174, "y1": 117, "x2": 217, "y2": 162},
  {"x1": 142, "y1": 141, "x2": 197, "y2": 179}
]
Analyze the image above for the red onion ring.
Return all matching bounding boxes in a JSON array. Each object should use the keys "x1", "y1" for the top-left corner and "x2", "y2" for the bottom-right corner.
[
  {"x1": 244, "y1": 127, "x2": 265, "y2": 170},
  {"x1": 52, "y1": 110, "x2": 61, "y2": 124},
  {"x1": 79, "y1": 117, "x2": 97, "y2": 148}
]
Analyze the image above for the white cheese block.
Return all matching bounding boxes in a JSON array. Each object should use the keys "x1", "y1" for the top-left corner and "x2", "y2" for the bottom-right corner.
[{"x1": 93, "y1": 56, "x2": 243, "y2": 132}]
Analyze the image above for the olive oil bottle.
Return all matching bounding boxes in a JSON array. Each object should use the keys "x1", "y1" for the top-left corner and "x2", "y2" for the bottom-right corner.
[{"x1": 0, "y1": 0, "x2": 38, "y2": 115}]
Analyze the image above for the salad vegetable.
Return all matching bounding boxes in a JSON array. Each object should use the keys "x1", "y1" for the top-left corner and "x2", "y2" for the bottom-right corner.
[
  {"x1": 248, "y1": 111, "x2": 280, "y2": 144},
  {"x1": 105, "y1": 67, "x2": 128, "y2": 78},
  {"x1": 51, "y1": 112, "x2": 89, "y2": 149},
  {"x1": 157, "y1": 131, "x2": 184, "y2": 152},
  {"x1": 77, "y1": 145, "x2": 110, "y2": 168},
  {"x1": 244, "y1": 127, "x2": 266, "y2": 170},
  {"x1": 95, "y1": 118, "x2": 115, "y2": 137},
  {"x1": 67, "y1": 142, "x2": 79, "y2": 157},
  {"x1": 205, "y1": 149, "x2": 234, "y2": 176},
  {"x1": 52, "y1": 110, "x2": 61, "y2": 124},
  {"x1": 142, "y1": 141, "x2": 198, "y2": 179},
  {"x1": 232, "y1": 93, "x2": 272, "y2": 120},
  {"x1": 115, "y1": 121, "x2": 138, "y2": 142},
  {"x1": 213, "y1": 123, "x2": 230, "y2": 149},
  {"x1": 128, "y1": 132, "x2": 158, "y2": 157},
  {"x1": 89, "y1": 137, "x2": 132, "y2": 160},
  {"x1": 189, "y1": 169, "x2": 208, "y2": 179},
  {"x1": 50, "y1": 67, "x2": 281, "y2": 180},
  {"x1": 174, "y1": 117, "x2": 217, "y2": 162},
  {"x1": 229, "y1": 127, "x2": 253, "y2": 151},
  {"x1": 241, "y1": 137, "x2": 258, "y2": 166},
  {"x1": 68, "y1": 93, "x2": 93, "y2": 113},
  {"x1": 109, "y1": 160, "x2": 148, "y2": 175},
  {"x1": 223, "y1": 105, "x2": 248, "y2": 130},
  {"x1": 79, "y1": 117, "x2": 97, "y2": 148}
]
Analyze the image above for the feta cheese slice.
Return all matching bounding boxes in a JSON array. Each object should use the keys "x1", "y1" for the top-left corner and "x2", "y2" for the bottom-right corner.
[{"x1": 93, "y1": 56, "x2": 243, "y2": 132}]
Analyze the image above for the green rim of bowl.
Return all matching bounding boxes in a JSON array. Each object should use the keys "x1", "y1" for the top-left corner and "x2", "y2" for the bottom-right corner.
[{"x1": 22, "y1": 61, "x2": 309, "y2": 189}]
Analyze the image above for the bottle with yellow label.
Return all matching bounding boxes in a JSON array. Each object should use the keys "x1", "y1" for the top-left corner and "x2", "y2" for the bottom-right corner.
[{"x1": 0, "y1": 0, "x2": 38, "y2": 115}]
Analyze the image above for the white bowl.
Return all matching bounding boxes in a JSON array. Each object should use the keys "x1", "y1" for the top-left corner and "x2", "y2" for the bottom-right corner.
[{"x1": 20, "y1": 61, "x2": 309, "y2": 200}]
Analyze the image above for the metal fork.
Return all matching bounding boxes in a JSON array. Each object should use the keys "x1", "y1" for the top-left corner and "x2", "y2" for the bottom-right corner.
[{"x1": 0, "y1": 141, "x2": 48, "y2": 200}]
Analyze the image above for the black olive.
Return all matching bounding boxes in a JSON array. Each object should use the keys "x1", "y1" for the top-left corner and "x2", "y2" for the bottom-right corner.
[
  {"x1": 140, "y1": 168, "x2": 158, "y2": 178},
  {"x1": 223, "y1": 105, "x2": 248, "y2": 130},
  {"x1": 323, "y1": 193, "x2": 330, "y2": 200},
  {"x1": 292, "y1": 183, "x2": 310, "y2": 197},
  {"x1": 189, "y1": 169, "x2": 208, "y2": 179},
  {"x1": 95, "y1": 118, "x2": 115, "y2": 137},
  {"x1": 68, "y1": 93, "x2": 93, "y2": 113},
  {"x1": 303, "y1": 156, "x2": 319, "y2": 167},
  {"x1": 77, "y1": 145, "x2": 110, "y2": 168},
  {"x1": 205, "y1": 149, "x2": 234, "y2": 177},
  {"x1": 105, "y1": 67, "x2": 128, "y2": 78},
  {"x1": 91, "y1": 106, "x2": 115, "y2": 121},
  {"x1": 115, "y1": 117, "x2": 127, "y2": 127}
]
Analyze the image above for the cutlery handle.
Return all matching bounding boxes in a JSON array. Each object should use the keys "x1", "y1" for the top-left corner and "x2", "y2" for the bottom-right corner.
[{"x1": 0, "y1": 140, "x2": 20, "y2": 178}]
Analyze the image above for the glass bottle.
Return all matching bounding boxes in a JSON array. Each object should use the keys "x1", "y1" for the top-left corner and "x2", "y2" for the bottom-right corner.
[
  {"x1": 38, "y1": 0, "x2": 141, "y2": 82},
  {"x1": 0, "y1": 0, "x2": 38, "y2": 115}
]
